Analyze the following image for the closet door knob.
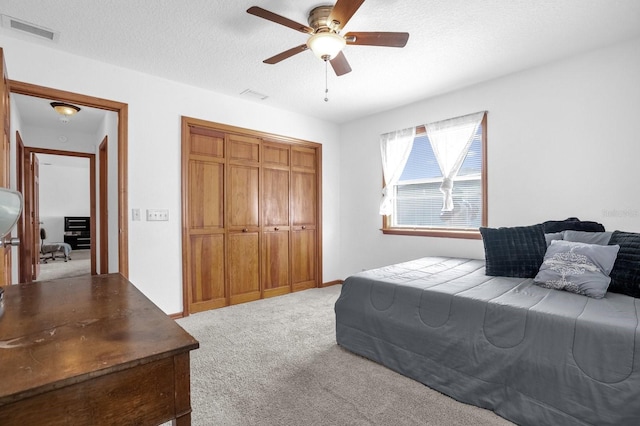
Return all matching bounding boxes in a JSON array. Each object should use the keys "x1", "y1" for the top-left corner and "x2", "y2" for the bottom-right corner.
[
  {"x1": 302, "y1": 225, "x2": 306, "y2": 229},
  {"x1": 274, "y1": 227, "x2": 279, "y2": 231},
  {"x1": 242, "y1": 228, "x2": 248, "y2": 232}
]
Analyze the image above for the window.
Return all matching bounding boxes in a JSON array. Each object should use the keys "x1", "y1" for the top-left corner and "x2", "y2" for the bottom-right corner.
[{"x1": 381, "y1": 113, "x2": 487, "y2": 238}]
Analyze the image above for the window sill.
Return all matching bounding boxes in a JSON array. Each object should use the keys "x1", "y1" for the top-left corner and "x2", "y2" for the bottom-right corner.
[{"x1": 381, "y1": 228, "x2": 482, "y2": 240}]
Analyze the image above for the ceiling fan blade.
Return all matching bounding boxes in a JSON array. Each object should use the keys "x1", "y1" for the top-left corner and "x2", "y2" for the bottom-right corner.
[
  {"x1": 327, "y1": 0, "x2": 365, "y2": 31},
  {"x1": 247, "y1": 6, "x2": 314, "y2": 34},
  {"x1": 345, "y1": 32, "x2": 409, "y2": 47},
  {"x1": 330, "y1": 51, "x2": 352, "y2": 76},
  {"x1": 263, "y1": 44, "x2": 309, "y2": 64}
]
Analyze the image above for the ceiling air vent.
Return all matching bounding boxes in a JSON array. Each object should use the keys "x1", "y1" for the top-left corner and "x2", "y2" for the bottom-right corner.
[
  {"x1": 1, "y1": 15, "x2": 59, "y2": 42},
  {"x1": 240, "y1": 89, "x2": 269, "y2": 101}
]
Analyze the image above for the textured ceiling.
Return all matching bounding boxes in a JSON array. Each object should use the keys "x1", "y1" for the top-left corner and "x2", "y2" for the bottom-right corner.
[{"x1": 2, "y1": 0, "x2": 640, "y2": 126}]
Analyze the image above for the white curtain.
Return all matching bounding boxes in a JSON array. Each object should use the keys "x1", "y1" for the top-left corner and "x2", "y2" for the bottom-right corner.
[
  {"x1": 426, "y1": 112, "x2": 484, "y2": 211},
  {"x1": 379, "y1": 127, "x2": 416, "y2": 215}
]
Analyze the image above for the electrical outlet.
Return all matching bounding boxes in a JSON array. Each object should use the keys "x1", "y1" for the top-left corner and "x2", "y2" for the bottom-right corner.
[
  {"x1": 132, "y1": 208, "x2": 141, "y2": 221},
  {"x1": 146, "y1": 209, "x2": 169, "y2": 221}
]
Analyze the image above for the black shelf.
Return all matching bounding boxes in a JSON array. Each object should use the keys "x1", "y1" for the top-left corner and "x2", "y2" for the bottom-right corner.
[{"x1": 64, "y1": 216, "x2": 91, "y2": 250}]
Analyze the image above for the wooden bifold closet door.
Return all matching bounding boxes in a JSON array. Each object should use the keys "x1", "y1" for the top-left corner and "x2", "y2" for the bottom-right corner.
[{"x1": 181, "y1": 117, "x2": 322, "y2": 315}]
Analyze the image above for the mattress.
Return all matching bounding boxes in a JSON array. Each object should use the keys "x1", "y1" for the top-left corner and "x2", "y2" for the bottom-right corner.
[{"x1": 334, "y1": 257, "x2": 640, "y2": 426}]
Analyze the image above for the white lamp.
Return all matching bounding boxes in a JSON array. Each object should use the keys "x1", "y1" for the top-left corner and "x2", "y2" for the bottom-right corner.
[
  {"x1": 0, "y1": 188, "x2": 23, "y2": 247},
  {"x1": 307, "y1": 32, "x2": 346, "y2": 61}
]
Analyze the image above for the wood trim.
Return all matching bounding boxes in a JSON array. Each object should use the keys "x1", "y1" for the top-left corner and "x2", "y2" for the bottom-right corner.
[
  {"x1": 180, "y1": 117, "x2": 190, "y2": 316},
  {"x1": 24, "y1": 147, "x2": 97, "y2": 275},
  {"x1": 320, "y1": 279, "x2": 342, "y2": 287},
  {"x1": 481, "y1": 113, "x2": 488, "y2": 228},
  {"x1": 168, "y1": 312, "x2": 184, "y2": 320},
  {"x1": 99, "y1": 136, "x2": 108, "y2": 274},
  {"x1": 89, "y1": 155, "x2": 96, "y2": 275},
  {"x1": 316, "y1": 144, "x2": 323, "y2": 288},
  {"x1": 15, "y1": 131, "x2": 26, "y2": 283},
  {"x1": 21, "y1": 147, "x2": 32, "y2": 282},
  {"x1": 181, "y1": 116, "x2": 320, "y2": 148},
  {"x1": 118, "y1": 104, "x2": 129, "y2": 277},
  {"x1": 9, "y1": 80, "x2": 129, "y2": 278},
  {"x1": 381, "y1": 228, "x2": 482, "y2": 239}
]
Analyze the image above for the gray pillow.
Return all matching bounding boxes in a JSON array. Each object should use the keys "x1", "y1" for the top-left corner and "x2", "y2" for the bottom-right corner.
[
  {"x1": 563, "y1": 230, "x2": 612, "y2": 245},
  {"x1": 545, "y1": 232, "x2": 564, "y2": 247},
  {"x1": 534, "y1": 240, "x2": 620, "y2": 298}
]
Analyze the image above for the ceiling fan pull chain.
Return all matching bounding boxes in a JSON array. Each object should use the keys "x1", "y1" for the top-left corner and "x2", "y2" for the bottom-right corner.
[{"x1": 324, "y1": 59, "x2": 329, "y2": 102}]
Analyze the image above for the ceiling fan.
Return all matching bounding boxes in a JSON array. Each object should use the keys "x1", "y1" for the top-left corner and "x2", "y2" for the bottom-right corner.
[{"x1": 247, "y1": 0, "x2": 409, "y2": 76}]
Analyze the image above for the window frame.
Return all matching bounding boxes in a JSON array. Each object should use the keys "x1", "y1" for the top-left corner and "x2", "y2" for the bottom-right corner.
[{"x1": 381, "y1": 114, "x2": 487, "y2": 239}]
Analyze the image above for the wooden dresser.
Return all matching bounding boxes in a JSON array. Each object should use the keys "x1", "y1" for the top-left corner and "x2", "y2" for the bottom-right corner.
[{"x1": 0, "y1": 274, "x2": 199, "y2": 425}]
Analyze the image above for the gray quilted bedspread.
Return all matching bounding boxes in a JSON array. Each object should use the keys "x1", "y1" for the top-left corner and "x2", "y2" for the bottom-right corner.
[{"x1": 334, "y1": 257, "x2": 640, "y2": 426}]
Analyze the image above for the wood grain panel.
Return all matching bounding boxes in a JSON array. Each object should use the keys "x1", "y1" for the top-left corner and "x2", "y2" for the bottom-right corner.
[
  {"x1": 229, "y1": 165, "x2": 259, "y2": 228},
  {"x1": 263, "y1": 168, "x2": 289, "y2": 227},
  {"x1": 229, "y1": 232, "x2": 260, "y2": 304},
  {"x1": 263, "y1": 143, "x2": 290, "y2": 167},
  {"x1": 291, "y1": 171, "x2": 316, "y2": 226},
  {"x1": 173, "y1": 352, "x2": 193, "y2": 422},
  {"x1": 292, "y1": 228, "x2": 316, "y2": 289},
  {"x1": 190, "y1": 129, "x2": 224, "y2": 158},
  {"x1": 229, "y1": 134, "x2": 260, "y2": 163},
  {"x1": 190, "y1": 234, "x2": 225, "y2": 308},
  {"x1": 0, "y1": 357, "x2": 175, "y2": 426},
  {"x1": 292, "y1": 146, "x2": 316, "y2": 171},
  {"x1": 262, "y1": 230, "x2": 289, "y2": 292},
  {"x1": 189, "y1": 160, "x2": 224, "y2": 229}
]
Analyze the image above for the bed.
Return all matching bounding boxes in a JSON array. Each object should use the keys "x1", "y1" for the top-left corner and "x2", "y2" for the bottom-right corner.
[{"x1": 335, "y1": 223, "x2": 640, "y2": 426}]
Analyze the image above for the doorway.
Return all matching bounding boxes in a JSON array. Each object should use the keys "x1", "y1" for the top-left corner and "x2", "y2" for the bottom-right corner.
[
  {"x1": 25, "y1": 148, "x2": 95, "y2": 281},
  {"x1": 9, "y1": 80, "x2": 129, "y2": 281}
]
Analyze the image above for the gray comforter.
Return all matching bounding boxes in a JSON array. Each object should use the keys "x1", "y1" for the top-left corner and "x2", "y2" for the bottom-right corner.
[{"x1": 335, "y1": 257, "x2": 640, "y2": 426}]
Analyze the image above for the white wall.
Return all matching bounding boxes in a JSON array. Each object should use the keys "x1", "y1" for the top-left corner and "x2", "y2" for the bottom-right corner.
[
  {"x1": 338, "y1": 37, "x2": 640, "y2": 278},
  {"x1": 38, "y1": 160, "x2": 90, "y2": 242},
  {"x1": 1, "y1": 37, "x2": 341, "y2": 314},
  {"x1": 19, "y1": 126, "x2": 96, "y2": 154}
]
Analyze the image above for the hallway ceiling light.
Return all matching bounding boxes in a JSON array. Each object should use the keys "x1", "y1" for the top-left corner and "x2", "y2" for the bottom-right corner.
[{"x1": 50, "y1": 102, "x2": 81, "y2": 116}]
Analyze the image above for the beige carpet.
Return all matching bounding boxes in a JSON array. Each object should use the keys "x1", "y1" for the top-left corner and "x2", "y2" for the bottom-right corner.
[
  {"x1": 35, "y1": 249, "x2": 91, "y2": 282},
  {"x1": 176, "y1": 286, "x2": 513, "y2": 426}
]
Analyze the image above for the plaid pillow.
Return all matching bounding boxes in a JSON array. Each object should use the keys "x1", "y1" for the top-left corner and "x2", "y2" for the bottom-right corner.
[
  {"x1": 480, "y1": 224, "x2": 547, "y2": 278},
  {"x1": 608, "y1": 231, "x2": 640, "y2": 297}
]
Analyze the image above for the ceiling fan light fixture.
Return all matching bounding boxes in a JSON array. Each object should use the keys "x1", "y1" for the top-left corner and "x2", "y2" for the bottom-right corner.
[
  {"x1": 307, "y1": 32, "x2": 346, "y2": 61},
  {"x1": 50, "y1": 101, "x2": 81, "y2": 116}
]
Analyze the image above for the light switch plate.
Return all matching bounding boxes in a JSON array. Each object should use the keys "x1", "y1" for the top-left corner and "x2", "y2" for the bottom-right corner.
[
  {"x1": 146, "y1": 209, "x2": 169, "y2": 221},
  {"x1": 132, "y1": 208, "x2": 141, "y2": 221}
]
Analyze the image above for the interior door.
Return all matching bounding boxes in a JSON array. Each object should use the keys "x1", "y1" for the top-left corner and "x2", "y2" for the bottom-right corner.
[
  {"x1": 0, "y1": 48, "x2": 11, "y2": 286},
  {"x1": 227, "y1": 134, "x2": 261, "y2": 305}
]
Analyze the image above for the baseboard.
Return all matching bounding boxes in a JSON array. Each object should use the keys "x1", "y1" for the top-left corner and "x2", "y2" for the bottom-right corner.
[
  {"x1": 320, "y1": 279, "x2": 343, "y2": 288},
  {"x1": 169, "y1": 312, "x2": 184, "y2": 320}
]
